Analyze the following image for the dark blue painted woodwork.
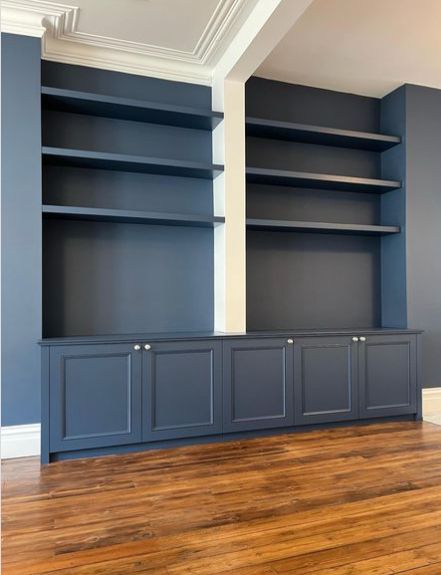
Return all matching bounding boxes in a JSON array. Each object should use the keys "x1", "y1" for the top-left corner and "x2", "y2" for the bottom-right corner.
[
  {"x1": 246, "y1": 219, "x2": 399, "y2": 235},
  {"x1": 246, "y1": 168, "x2": 400, "y2": 192},
  {"x1": 1, "y1": 34, "x2": 42, "y2": 425},
  {"x1": 380, "y1": 86, "x2": 407, "y2": 329},
  {"x1": 395, "y1": 86, "x2": 441, "y2": 388},
  {"x1": 222, "y1": 338, "x2": 294, "y2": 432},
  {"x1": 358, "y1": 334, "x2": 417, "y2": 417},
  {"x1": 247, "y1": 231, "x2": 382, "y2": 331},
  {"x1": 43, "y1": 205, "x2": 225, "y2": 228},
  {"x1": 42, "y1": 86, "x2": 223, "y2": 129},
  {"x1": 293, "y1": 336, "x2": 359, "y2": 425},
  {"x1": 246, "y1": 117, "x2": 400, "y2": 150},
  {"x1": 42, "y1": 331, "x2": 420, "y2": 461},
  {"x1": 39, "y1": 328, "x2": 421, "y2": 346},
  {"x1": 245, "y1": 77, "x2": 381, "y2": 132},
  {"x1": 49, "y1": 344, "x2": 142, "y2": 451},
  {"x1": 43, "y1": 147, "x2": 223, "y2": 179},
  {"x1": 142, "y1": 340, "x2": 222, "y2": 440},
  {"x1": 42, "y1": 61, "x2": 212, "y2": 109},
  {"x1": 43, "y1": 219, "x2": 215, "y2": 337}
]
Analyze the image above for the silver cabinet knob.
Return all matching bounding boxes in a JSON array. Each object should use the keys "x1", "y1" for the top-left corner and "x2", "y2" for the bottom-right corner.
[
  {"x1": 144, "y1": 344, "x2": 152, "y2": 351},
  {"x1": 133, "y1": 344, "x2": 141, "y2": 351},
  {"x1": 359, "y1": 336, "x2": 366, "y2": 342},
  {"x1": 287, "y1": 338, "x2": 294, "y2": 344},
  {"x1": 352, "y1": 337, "x2": 359, "y2": 342}
]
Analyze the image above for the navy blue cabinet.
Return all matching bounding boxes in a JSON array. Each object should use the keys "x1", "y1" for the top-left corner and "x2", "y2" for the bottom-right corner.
[
  {"x1": 223, "y1": 338, "x2": 294, "y2": 432},
  {"x1": 293, "y1": 336, "x2": 359, "y2": 425},
  {"x1": 43, "y1": 331, "x2": 420, "y2": 462},
  {"x1": 49, "y1": 344, "x2": 142, "y2": 452},
  {"x1": 358, "y1": 334, "x2": 417, "y2": 418},
  {"x1": 142, "y1": 340, "x2": 222, "y2": 441}
]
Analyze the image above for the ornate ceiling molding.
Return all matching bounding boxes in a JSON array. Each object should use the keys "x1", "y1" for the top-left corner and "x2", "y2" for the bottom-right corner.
[{"x1": 1, "y1": 0, "x2": 255, "y2": 85}]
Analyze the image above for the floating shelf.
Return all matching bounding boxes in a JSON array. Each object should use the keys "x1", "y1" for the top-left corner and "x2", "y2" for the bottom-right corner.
[
  {"x1": 246, "y1": 167, "x2": 400, "y2": 193},
  {"x1": 43, "y1": 205, "x2": 225, "y2": 228},
  {"x1": 246, "y1": 117, "x2": 401, "y2": 151},
  {"x1": 246, "y1": 218, "x2": 400, "y2": 236},
  {"x1": 42, "y1": 147, "x2": 224, "y2": 180},
  {"x1": 42, "y1": 86, "x2": 224, "y2": 130}
]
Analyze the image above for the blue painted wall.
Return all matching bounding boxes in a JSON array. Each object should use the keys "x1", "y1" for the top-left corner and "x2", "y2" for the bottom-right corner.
[
  {"x1": 1, "y1": 34, "x2": 42, "y2": 425},
  {"x1": 405, "y1": 85, "x2": 441, "y2": 388},
  {"x1": 2, "y1": 51, "x2": 214, "y2": 425},
  {"x1": 381, "y1": 84, "x2": 441, "y2": 387}
]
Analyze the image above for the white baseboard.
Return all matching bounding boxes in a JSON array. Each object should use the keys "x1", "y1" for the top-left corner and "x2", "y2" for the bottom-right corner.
[
  {"x1": 1, "y1": 423, "x2": 41, "y2": 459},
  {"x1": 423, "y1": 388, "x2": 441, "y2": 418}
]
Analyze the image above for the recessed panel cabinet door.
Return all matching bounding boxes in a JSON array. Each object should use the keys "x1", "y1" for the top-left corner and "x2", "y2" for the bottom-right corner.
[
  {"x1": 358, "y1": 335, "x2": 417, "y2": 417},
  {"x1": 49, "y1": 344, "x2": 142, "y2": 451},
  {"x1": 294, "y1": 337, "x2": 358, "y2": 425},
  {"x1": 223, "y1": 338, "x2": 294, "y2": 432},
  {"x1": 142, "y1": 340, "x2": 222, "y2": 441}
]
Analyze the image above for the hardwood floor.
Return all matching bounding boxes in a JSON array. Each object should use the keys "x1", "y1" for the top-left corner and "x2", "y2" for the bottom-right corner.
[{"x1": 3, "y1": 421, "x2": 441, "y2": 574}]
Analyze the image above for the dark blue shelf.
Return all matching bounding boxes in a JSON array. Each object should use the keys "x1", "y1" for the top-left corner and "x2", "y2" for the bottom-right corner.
[
  {"x1": 246, "y1": 218, "x2": 400, "y2": 236},
  {"x1": 42, "y1": 147, "x2": 224, "y2": 180},
  {"x1": 42, "y1": 86, "x2": 224, "y2": 130},
  {"x1": 43, "y1": 205, "x2": 225, "y2": 228},
  {"x1": 246, "y1": 117, "x2": 400, "y2": 151},
  {"x1": 246, "y1": 167, "x2": 400, "y2": 193}
]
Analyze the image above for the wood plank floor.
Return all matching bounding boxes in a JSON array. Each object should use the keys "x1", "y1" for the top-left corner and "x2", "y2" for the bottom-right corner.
[{"x1": 3, "y1": 421, "x2": 441, "y2": 574}]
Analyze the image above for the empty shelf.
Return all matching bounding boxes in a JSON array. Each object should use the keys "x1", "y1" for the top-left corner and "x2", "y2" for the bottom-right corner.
[
  {"x1": 246, "y1": 219, "x2": 400, "y2": 236},
  {"x1": 246, "y1": 117, "x2": 401, "y2": 150},
  {"x1": 246, "y1": 168, "x2": 400, "y2": 193},
  {"x1": 42, "y1": 147, "x2": 224, "y2": 180},
  {"x1": 43, "y1": 205, "x2": 225, "y2": 228},
  {"x1": 42, "y1": 86, "x2": 223, "y2": 130}
]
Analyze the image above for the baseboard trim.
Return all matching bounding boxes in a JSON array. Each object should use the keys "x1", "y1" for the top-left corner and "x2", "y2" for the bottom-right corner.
[
  {"x1": 423, "y1": 388, "x2": 441, "y2": 417},
  {"x1": 1, "y1": 423, "x2": 41, "y2": 459}
]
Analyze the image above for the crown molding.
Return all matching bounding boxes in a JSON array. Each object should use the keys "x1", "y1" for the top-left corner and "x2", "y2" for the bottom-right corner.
[{"x1": 1, "y1": 0, "x2": 255, "y2": 85}]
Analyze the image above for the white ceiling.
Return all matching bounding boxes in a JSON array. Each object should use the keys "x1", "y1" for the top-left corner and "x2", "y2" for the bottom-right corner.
[
  {"x1": 257, "y1": 0, "x2": 441, "y2": 97},
  {"x1": 41, "y1": 0, "x2": 221, "y2": 52},
  {"x1": 1, "y1": 0, "x2": 261, "y2": 84}
]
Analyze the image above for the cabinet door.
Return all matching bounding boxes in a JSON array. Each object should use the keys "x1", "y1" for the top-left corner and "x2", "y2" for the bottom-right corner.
[
  {"x1": 294, "y1": 337, "x2": 358, "y2": 425},
  {"x1": 142, "y1": 340, "x2": 222, "y2": 441},
  {"x1": 49, "y1": 344, "x2": 142, "y2": 451},
  {"x1": 358, "y1": 334, "x2": 417, "y2": 418},
  {"x1": 223, "y1": 338, "x2": 294, "y2": 432}
]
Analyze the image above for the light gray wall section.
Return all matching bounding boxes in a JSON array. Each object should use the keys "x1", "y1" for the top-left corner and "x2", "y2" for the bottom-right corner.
[
  {"x1": 405, "y1": 85, "x2": 441, "y2": 388},
  {"x1": 1, "y1": 34, "x2": 42, "y2": 425}
]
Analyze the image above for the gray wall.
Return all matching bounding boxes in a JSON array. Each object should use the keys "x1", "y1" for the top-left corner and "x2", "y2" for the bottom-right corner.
[{"x1": 1, "y1": 34, "x2": 42, "y2": 425}]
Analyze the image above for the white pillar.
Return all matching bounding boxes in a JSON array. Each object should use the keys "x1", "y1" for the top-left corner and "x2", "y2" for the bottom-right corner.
[{"x1": 213, "y1": 79, "x2": 246, "y2": 333}]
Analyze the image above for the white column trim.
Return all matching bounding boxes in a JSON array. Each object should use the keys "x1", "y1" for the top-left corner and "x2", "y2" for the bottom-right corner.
[
  {"x1": 1, "y1": 424, "x2": 41, "y2": 459},
  {"x1": 213, "y1": 80, "x2": 247, "y2": 333}
]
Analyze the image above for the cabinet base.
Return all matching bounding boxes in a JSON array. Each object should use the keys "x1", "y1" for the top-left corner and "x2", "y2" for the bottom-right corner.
[{"x1": 45, "y1": 414, "x2": 419, "y2": 463}]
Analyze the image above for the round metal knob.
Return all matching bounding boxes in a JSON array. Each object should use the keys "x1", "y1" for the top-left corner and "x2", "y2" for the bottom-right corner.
[
  {"x1": 359, "y1": 336, "x2": 366, "y2": 342},
  {"x1": 133, "y1": 344, "x2": 141, "y2": 351},
  {"x1": 352, "y1": 337, "x2": 359, "y2": 342},
  {"x1": 144, "y1": 344, "x2": 151, "y2": 351},
  {"x1": 287, "y1": 338, "x2": 294, "y2": 344}
]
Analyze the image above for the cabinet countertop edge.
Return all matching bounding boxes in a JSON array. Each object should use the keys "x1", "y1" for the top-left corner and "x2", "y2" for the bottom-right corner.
[{"x1": 38, "y1": 328, "x2": 423, "y2": 346}]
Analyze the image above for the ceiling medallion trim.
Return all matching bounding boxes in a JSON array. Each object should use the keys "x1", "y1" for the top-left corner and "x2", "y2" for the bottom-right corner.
[{"x1": 1, "y1": 0, "x2": 252, "y2": 84}]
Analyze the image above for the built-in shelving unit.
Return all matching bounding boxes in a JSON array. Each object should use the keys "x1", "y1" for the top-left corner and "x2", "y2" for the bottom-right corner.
[
  {"x1": 245, "y1": 77, "x2": 404, "y2": 332},
  {"x1": 246, "y1": 167, "x2": 400, "y2": 193},
  {"x1": 41, "y1": 62, "x2": 223, "y2": 339},
  {"x1": 43, "y1": 205, "x2": 225, "y2": 228},
  {"x1": 43, "y1": 147, "x2": 224, "y2": 179},
  {"x1": 246, "y1": 117, "x2": 401, "y2": 150},
  {"x1": 42, "y1": 86, "x2": 224, "y2": 130},
  {"x1": 246, "y1": 219, "x2": 400, "y2": 235}
]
